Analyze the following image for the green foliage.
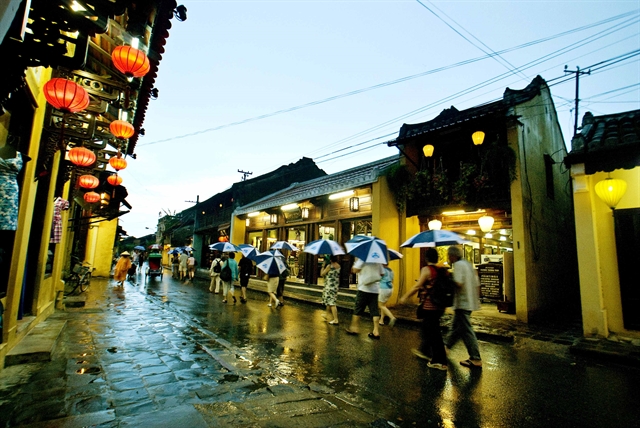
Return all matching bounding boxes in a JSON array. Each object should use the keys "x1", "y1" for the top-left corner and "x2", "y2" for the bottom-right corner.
[{"x1": 385, "y1": 163, "x2": 412, "y2": 213}]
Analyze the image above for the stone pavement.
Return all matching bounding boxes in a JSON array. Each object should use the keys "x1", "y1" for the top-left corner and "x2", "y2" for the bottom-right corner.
[{"x1": 0, "y1": 278, "x2": 387, "y2": 427}]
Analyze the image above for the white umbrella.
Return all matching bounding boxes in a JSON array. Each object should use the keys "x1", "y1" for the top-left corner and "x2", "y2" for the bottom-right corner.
[
  {"x1": 238, "y1": 244, "x2": 258, "y2": 259},
  {"x1": 209, "y1": 242, "x2": 242, "y2": 252},
  {"x1": 254, "y1": 252, "x2": 288, "y2": 275},
  {"x1": 401, "y1": 230, "x2": 470, "y2": 248},
  {"x1": 387, "y1": 249, "x2": 403, "y2": 261},
  {"x1": 303, "y1": 239, "x2": 345, "y2": 255},
  {"x1": 345, "y1": 235, "x2": 388, "y2": 264},
  {"x1": 270, "y1": 241, "x2": 297, "y2": 251}
]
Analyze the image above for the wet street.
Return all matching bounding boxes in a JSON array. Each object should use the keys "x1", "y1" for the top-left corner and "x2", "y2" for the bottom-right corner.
[{"x1": 2, "y1": 269, "x2": 640, "y2": 427}]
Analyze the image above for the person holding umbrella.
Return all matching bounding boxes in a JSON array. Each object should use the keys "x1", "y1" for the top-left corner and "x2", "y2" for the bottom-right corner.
[
  {"x1": 345, "y1": 257, "x2": 384, "y2": 339},
  {"x1": 320, "y1": 255, "x2": 341, "y2": 325},
  {"x1": 237, "y1": 253, "x2": 254, "y2": 303},
  {"x1": 220, "y1": 253, "x2": 239, "y2": 304},
  {"x1": 254, "y1": 250, "x2": 287, "y2": 307}
]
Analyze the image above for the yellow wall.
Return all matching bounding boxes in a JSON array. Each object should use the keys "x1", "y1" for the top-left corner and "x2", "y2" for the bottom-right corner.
[
  {"x1": 571, "y1": 165, "x2": 640, "y2": 338},
  {"x1": 85, "y1": 217, "x2": 118, "y2": 278}
]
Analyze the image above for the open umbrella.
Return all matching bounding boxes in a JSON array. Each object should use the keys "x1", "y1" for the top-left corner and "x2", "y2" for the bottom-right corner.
[
  {"x1": 303, "y1": 239, "x2": 345, "y2": 255},
  {"x1": 254, "y1": 251, "x2": 288, "y2": 276},
  {"x1": 238, "y1": 244, "x2": 258, "y2": 259},
  {"x1": 167, "y1": 248, "x2": 181, "y2": 255},
  {"x1": 270, "y1": 241, "x2": 297, "y2": 251},
  {"x1": 134, "y1": 245, "x2": 145, "y2": 251},
  {"x1": 209, "y1": 242, "x2": 242, "y2": 252},
  {"x1": 148, "y1": 244, "x2": 161, "y2": 250},
  {"x1": 183, "y1": 246, "x2": 193, "y2": 252},
  {"x1": 345, "y1": 235, "x2": 388, "y2": 264},
  {"x1": 401, "y1": 230, "x2": 470, "y2": 248},
  {"x1": 387, "y1": 249, "x2": 403, "y2": 261},
  {"x1": 263, "y1": 249, "x2": 285, "y2": 258}
]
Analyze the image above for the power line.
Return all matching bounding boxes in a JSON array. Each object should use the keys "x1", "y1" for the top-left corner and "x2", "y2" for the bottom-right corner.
[{"x1": 139, "y1": 11, "x2": 638, "y2": 148}]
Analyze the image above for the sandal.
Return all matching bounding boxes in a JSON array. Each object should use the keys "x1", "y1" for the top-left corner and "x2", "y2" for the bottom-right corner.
[
  {"x1": 328, "y1": 320, "x2": 339, "y2": 325},
  {"x1": 460, "y1": 359, "x2": 482, "y2": 369},
  {"x1": 344, "y1": 328, "x2": 358, "y2": 335},
  {"x1": 367, "y1": 333, "x2": 381, "y2": 340},
  {"x1": 222, "y1": 300, "x2": 227, "y2": 304}
]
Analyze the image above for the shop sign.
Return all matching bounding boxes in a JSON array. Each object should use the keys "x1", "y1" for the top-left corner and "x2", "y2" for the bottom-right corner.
[
  {"x1": 284, "y1": 210, "x2": 302, "y2": 223},
  {"x1": 477, "y1": 263, "x2": 503, "y2": 301}
]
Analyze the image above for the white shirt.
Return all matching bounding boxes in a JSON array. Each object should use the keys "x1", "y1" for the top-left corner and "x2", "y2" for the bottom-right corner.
[
  {"x1": 353, "y1": 259, "x2": 383, "y2": 293},
  {"x1": 451, "y1": 259, "x2": 481, "y2": 311}
]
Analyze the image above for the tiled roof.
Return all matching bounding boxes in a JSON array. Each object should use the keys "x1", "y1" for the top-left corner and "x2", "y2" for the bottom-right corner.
[
  {"x1": 389, "y1": 76, "x2": 547, "y2": 144},
  {"x1": 234, "y1": 155, "x2": 399, "y2": 215},
  {"x1": 564, "y1": 109, "x2": 640, "y2": 174}
]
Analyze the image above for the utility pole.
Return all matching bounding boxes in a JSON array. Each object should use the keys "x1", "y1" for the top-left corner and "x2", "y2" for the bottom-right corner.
[
  {"x1": 238, "y1": 169, "x2": 253, "y2": 181},
  {"x1": 564, "y1": 65, "x2": 591, "y2": 137},
  {"x1": 185, "y1": 195, "x2": 200, "y2": 256}
]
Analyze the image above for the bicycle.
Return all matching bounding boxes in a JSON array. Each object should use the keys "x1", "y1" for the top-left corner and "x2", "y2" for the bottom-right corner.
[{"x1": 64, "y1": 261, "x2": 94, "y2": 296}]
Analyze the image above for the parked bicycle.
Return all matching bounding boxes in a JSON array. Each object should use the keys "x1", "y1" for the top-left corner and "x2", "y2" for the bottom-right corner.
[{"x1": 64, "y1": 258, "x2": 94, "y2": 296}]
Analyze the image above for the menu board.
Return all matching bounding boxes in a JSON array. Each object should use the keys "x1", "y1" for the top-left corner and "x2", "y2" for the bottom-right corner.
[{"x1": 477, "y1": 263, "x2": 503, "y2": 301}]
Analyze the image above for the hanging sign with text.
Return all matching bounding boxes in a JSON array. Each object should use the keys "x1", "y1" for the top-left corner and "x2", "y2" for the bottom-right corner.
[{"x1": 477, "y1": 263, "x2": 503, "y2": 301}]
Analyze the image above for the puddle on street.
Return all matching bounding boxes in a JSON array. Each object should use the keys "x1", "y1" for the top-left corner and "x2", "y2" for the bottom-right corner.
[{"x1": 76, "y1": 367, "x2": 101, "y2": 375}]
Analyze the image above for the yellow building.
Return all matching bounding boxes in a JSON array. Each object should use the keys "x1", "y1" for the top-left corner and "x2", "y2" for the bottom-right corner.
[
  {"x1": 0, "y1": 1, "x2": 183, "y2": 371},
  {"x1": 565, "y1": 110, "x2": 640, "y2": 339}
]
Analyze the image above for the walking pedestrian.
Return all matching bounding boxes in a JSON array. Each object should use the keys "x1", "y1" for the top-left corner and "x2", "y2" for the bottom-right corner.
[
  {"x1": 400, "y1": 248, "x2": 448, "y2": 371},
  {"x1": 345, "y1": 257, "x2": 384, "y2": 339},
  {"x1": 276, "y1": 260, "x2": 289, "y2": 307},
  {"x1": 221, "y1": 252, "x2": 239, "y2": 304},
  {"x1": 171, "y1": 253, "x2": 179, "y2": 279},
  {"x1": 266, "y1": 273, "x2": 280, "y2": 307},
  {"x1": 445, "y1": 245, "x2": 483, "y2": 369},
  {"x1": 187, "y1": 252, "x2": 196, "y2": 281},
  {"x1": 131, "y1": 250, "x2": 139, "y2": 275},
  {"x1": 320, "y1": 255, "x2": 340, "y2": 325},
  {"x1": 378, "y1": 264, "x2": 397, "y2": 327},
  {"x1": 179, "y1": 251, "x2": 188, "y2": 281},
  {"x1": 237, "y1": 254, "x2": 254, "y2": 302},
  {"x1": 209, "y1": 252, "x2": 222, "y2": 293},
  {"x1": 113, "y1": 251, "x2": 131, "y2": 287}
]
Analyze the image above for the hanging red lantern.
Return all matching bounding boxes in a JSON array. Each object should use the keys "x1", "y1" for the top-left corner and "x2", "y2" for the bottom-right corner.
[
  {"x1": 111, "y1": 46, "x2": 150, "y2": 78},
  {"x1": 109, "y1": 120, "x2": 135, "y2": 140},
  {"x1": 109, "y1": 156, "x2": 127, "y2": 171},
  {"x1": 107, "y1": 174, "x2": 123, "y2": 186},
  {"x1": 83, "y1": 191, "x2": 100, "y2": 204},
  {"x1": 68, "y1": 147, "x2": 96, "y2": 167},
  {"x1": 78, "y1": 174, "x2": 99, "y2": 189},
  {"x1": 43, "y1": 78, "x2": 90, "y2": 113}
]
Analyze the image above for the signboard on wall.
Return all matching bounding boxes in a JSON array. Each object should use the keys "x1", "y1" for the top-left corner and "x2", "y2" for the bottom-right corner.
[{"x1": 477, "y1": 263, "x2": 503, "y2": 301}]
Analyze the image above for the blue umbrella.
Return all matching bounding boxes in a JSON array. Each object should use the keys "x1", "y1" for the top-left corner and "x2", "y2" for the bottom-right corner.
[
  {"x1": 401, "y1": 230, "x2": 469, "y2": 248},
  {"x1": 345, "y1": 235, "x2": 388, "y2": 264},
  {"x1": 254, "y1": 251, "x2": 288, "y2": 275},
  {"x1": 303, "y1": 239, "x2": 345, "y2": 256},
  {"x1": 209, "y1": 242, "x2": 242, "y2": 252},
  {"x1": 270, "y1": 241, "x2": 297, "y2": 251},
  {"x1": 167, "y1": 248, "x2": 181, "y2": 255},
  {"x1": 387, "y1": 249, "x2": 403, "y2": 261},
  {"x1": 134, "y1": 245, "x2": 145, "y2": 251},
  {"x1": 239, "y1": 244, "x2": 258, "y2": 260}
]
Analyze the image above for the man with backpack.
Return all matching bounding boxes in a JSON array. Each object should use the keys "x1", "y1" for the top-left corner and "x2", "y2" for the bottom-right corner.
[
  {"x1": 446, "y1": 245, "x2": 483, "y2": 369},
  {"x1": 209, "y1": 252, "x2": 222, "y2": 293}
]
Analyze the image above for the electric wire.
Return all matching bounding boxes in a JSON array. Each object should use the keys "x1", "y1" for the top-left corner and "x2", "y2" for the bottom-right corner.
[{"x1": 139, "y1": 11, "x2": 638, "y2": 148}]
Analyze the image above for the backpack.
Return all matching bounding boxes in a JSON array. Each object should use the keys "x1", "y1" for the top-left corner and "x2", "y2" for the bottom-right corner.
[
  {"x1": 220, "y1": 263, "x2": 232, "y2": 282},
  {"x1": 429, "y1": 266, "x2": 456, "y2": 308},
  {"x1": 213, "y1": 259, "x2": 221, "y2": 273}
]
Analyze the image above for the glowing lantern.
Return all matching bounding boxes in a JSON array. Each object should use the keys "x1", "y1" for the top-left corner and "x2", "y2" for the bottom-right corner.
[
  {"x1": 478, "y1": 215, "x2": 495, "y2": 232},
  {"x1": 428, "y1": 219, "x2": 442, "y2": 230},
  {"x1": 43, "y1": 78, "x2": 90, "y2": 113},
  {"x1": 111, "y1": 46, "x2": 150, "y2": 78},
  {"x1": 423, "y1": 144, "x2": 434, "y2": 157},
  {"x1": 68, "y1": 147, "x2": 96, "y2": 167},
  {"x1": 109, "y1": 155, "x2": 127, "y2": 171},
  {"x1": 83, "y1": 191, "x2": 100, "y2": 203},
  {"x1": 110, "y1": 120, "x2": 135, "y2": 140},
  {"x1": 78, "y1": 174, "x2": 99, "y2": 189},
  {"x1": 107, "y1": 174, "x2": 123, "y2": 186},
  {"x1": 472, "y1": 131, "x2": 485, "y2": 146},
  {"x1": 595, "y1": 177, "x2": 627, "y2": 210}
]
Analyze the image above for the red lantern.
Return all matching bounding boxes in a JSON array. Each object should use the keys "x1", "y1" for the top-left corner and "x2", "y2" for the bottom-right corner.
[
  {"x1": 110, "y1": 120, "x2": 135, "y2": 139},
  {"x1": 109, "y1": 156, "x2": 127, "y2": 171},
  {"x1": 68, "y1": 147, "x2": 96, "y2": 167},
  {"x1": 111, "y1": 46, "x2": 150, "y2": 78},
  {"x1": 78, "y1": 174, "x2": 99, "y2": 189},
  {"x1": 43, "y1": 78, "x2": 90, "y2": 113},
  {"x1": 107, "y1": 174, "x2": 123, "y2": 186},
  {"x1": 83, "y1": 191, "x2": 100, "y2": 203}
]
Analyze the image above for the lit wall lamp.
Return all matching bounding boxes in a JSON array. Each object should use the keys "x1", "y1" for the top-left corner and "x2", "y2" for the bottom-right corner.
[
  {"x1": 349, "y1": 197, "x2": 360, "y2": 212},
  {"x1": 472, "y1": 131, "x2": 485, "y2": 146},
  {"x1": 329, "y1": 190, "x2": 354, "y2": 200},
  {"x1": 423, "y1": 144, "x2": 434, "y2": 157},
  {"x1": 428, "y1": 219, "x2": 442, "y2": 230},
  {"x1": 478, "y1": 215, "x2": 494, "y2": 232},
  {"x1": 301, "y1": 207, "x2": 310, "y2": 219},
  {"x1": 245, "y1": 218, "x2": 250, "y2": 227},
  {"x1": 270, "y1": 213, "x2": 278, "y2": 225},
  {"x1": 595, "y1": 176, "x2": 627, "y2": 210}
]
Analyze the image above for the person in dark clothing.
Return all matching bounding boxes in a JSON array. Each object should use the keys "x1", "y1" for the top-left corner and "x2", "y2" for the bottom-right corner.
[
  {"x1": 276, "y1": 261, "x2": 290, "y2": 307},
  {"x1": 238, "y1": 255, "x2": 254, "y2": 303}
]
